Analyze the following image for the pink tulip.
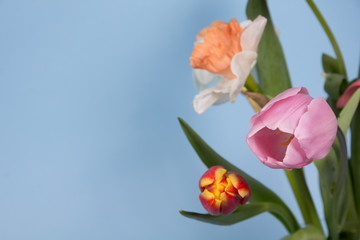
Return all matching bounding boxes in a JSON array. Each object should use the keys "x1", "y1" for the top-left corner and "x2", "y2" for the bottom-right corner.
[
  {"x1": 246, "y1": 87, "x2": 337, "y2": 169},
  {"x1": 336, "y1": 79, "x2": 360, "y2": 108}
]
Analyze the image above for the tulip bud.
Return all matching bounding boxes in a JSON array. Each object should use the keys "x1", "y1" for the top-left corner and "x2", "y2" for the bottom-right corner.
[
  {"x1": 199, "y1": 166, "x2": 251, "y2": 215},
  {"x1": 337, "y1": 79, "x2": 360, "y2": 108}
]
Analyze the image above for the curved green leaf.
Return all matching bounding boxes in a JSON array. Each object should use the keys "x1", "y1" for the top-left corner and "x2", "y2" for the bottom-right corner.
[
  {"x1": 281, "y1": 225, "x2": 325, "y2": 240},
  {"x1": 180, "y1": 202, "x2": 283, "y2": 226},
  {"x1": 314, "y1": 129, "x2": 349, "y2": 240},
  {"x1": 338, "y1": 88, "x2": 360, "y2": 136},
  {"x1": 246, "y1": 0, "x2": 292, "y2": 97},
  {"x1": 306, "y1": 0, "x2": 347, "y2": 78},
  {"x1": 178, "y1": 117, "x2": 299, "y2": 233}
]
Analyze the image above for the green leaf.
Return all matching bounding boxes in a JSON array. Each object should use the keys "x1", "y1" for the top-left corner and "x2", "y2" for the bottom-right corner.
[
  {"x1": 350, "y1": 99, "x2": 360, "y2": 225},
  {"x1": 338, "y1": 175, "x2": 360, "y2": 239},
  {"x1": 338, "y1": 88, "x2": 360, "y2": 136},
  {"x1": 314, "y1": 129, "x2": 349, "y2": 240},
  {"x1": 281, "y1": 225, "x2": 325, "y2": 240},
  {"x1": 322, "y1": 54, "x2": 341, "y2": 74},
  {"x1": 180, "y1": 202, "x2": 281, "y2": 226},
  {"x1": 178, "y1": 117, "x2": 299, "y2": 233},
  {"x1": 323, "y1": 73, "x2": 346, "y2": 100},
  {"x1": 246, "y1": 0, "x2": 292, "y2": 97}
]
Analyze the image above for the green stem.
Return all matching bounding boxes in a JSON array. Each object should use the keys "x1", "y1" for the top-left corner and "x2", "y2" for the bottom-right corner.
[
  {"x1": 306, "y1": 0, "x2": 347, "y2": 78},
  {"x1": 245, "y1": 74, "x2": 264, "y2": 94},
  {"x1": 285, "y1": 169, "x2": 324, "y2": 233},
  {"x1": 351, "y1": 106, "x2": 360, "y2": 218}
]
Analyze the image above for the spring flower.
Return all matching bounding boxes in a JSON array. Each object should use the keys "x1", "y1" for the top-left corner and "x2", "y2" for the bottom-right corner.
[
  {"x1": 199, "y1": 166, "x2": 250, "y2": 215},
  {"x1": 246, "y1": 87, "x2": 337, "y2": 169},
  {"x1": 336, "y1": 79, "x2": 360, "y2": 108},
  {"x1": 190, "y1": 16, "x2": 267, "y2": 114}
]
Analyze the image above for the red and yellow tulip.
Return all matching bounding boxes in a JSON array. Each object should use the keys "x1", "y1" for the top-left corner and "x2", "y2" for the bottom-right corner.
[{"x1": 199, "y1": 166, "x2": 250, "y2": 215}]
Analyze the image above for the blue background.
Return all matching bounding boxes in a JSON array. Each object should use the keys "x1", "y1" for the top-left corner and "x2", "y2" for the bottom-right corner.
[{"x1": 0, "y1": 0, "x2": 359, "y2": 239}]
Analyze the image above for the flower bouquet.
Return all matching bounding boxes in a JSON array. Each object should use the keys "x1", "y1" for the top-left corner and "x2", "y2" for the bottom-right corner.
[{"x1": 178, "y1": 0, "x2": 360, "y2": 239}]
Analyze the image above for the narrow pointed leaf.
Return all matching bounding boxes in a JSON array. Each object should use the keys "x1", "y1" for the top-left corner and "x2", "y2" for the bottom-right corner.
[
  {"x1": 178, "y1": 117, "x2": 299, "y2": 232},
  {"x1": 246, "y1": 0, "x2": 291, "y2": 97},
  {"x1": 180, "y1": 202, "x2": 282, "y2": 226}
]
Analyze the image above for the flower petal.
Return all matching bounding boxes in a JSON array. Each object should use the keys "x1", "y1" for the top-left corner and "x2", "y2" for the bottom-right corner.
[
  {"x1": 336, "y1": 79, "x2": 360, "y2": 108},
  {"x1": 250, "y1": 87, "x2": 308, "y2": 126},
  {"x1": 263, "y1": 156, "x2": 289, "y2": 169},
  {"x1": 193, "y1": 69, "x2": 220, "y2": 91},
  {"x1": 255, "y1": 93, "x2": 313, "y2": 134},
  {"x1": 192, "y1": 88, "x2": 224, "y2": 114},
  {"x1": 220, "y1": 192, "x2": 241, "y2": 216},
  {"x1": 199, "y1": 190, "x2": 221, "y2": 215},
  {"x1": 247, "y1": 126, "x2": 289, "y2": 163},
  {"x1": 240, "y1": 15, "x2": 267, "y2": 52},
  {"x1": 192, "y1": 79, "x2": 232, "y2": 114},
  {"x1": 229, "y1": 51, "x2": 257, "y2": 103},
  {"x1": 295, "y1": 97, "x2": 337, "y2": 159},
  {"x1": 213, "y1": 94, "x2": 230, "y2": 105},
  {"x1": 283, "y1": 138, "x2": 312, "y2": 168},
  {"x1": 240, "y1": 20, "x2": 252, "y2": 30}
]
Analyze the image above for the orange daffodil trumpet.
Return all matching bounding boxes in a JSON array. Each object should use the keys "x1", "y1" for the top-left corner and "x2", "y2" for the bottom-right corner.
[
  {"x1": 190, "y1": 16, "x2": 267, "y2": 114},
  {"x1": 199, "y1": 166, "x2": 251, "y2": 215}
]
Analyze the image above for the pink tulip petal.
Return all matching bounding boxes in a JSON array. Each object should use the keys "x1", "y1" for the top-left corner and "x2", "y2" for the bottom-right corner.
[
  {"x1": 250, "y1": 87, "x2": 308, "y2": 126},
  {"x1": 283, "y1": 138, "x2": 312, "y2": 168},
  {"x1": 256, "y1": 93, "x2": 313, "y2": 134},
  {"x1": 337, "y1": 79, "x2": 360, "y2": 108},
  {"x1": 247, "y1": 127, "x2": 289, "y2": 163},
  {"x1": 295, "y1": 97, "x2": 337, "y2": 160},
  {"x1": 262, "y1": 87, "x2": 308, "y2": 111},
  {"x1": 263, "y1": 156, "x2": 289, "y2": 169}
]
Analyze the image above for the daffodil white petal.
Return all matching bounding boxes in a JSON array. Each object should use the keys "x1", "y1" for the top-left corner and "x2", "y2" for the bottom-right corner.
[
  {"x1": 193, "y1": 69, "x2": 220, "y2": 90},
  {"x1": 240, "y1": 16, "x2": 267, "y2": 52},
  {"x1": 213, "y1": 94, "x2": 230, "y2": 105},
  {"x1": 240, "y1": 20, "x2": 252, "y2": 30},
  {"x1": 229, "y1": 51, "x2": 258, "y2": 103},
  {"x1": 193, "y1": 88, "x2": 224, "y2": 114}
]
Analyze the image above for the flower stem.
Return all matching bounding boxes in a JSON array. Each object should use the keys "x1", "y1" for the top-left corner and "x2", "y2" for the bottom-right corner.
[
  {"x1": 245, "y1": 74, "x2": 264, "y2": 94},
  {"x1": 306, "y1": 0, "x2": 347, "y2": 78},
  {"x1": 285, "y1": 169, "x2": 324, "y2": 233},
  {"x1": 351, "y1": 107, "x2": 360, "y2": 219}
]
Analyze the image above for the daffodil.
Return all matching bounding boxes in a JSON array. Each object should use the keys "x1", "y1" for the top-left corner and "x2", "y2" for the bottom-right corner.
[{"x1": 190, "y1": 16, "x2": 267, "y2": 114}]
